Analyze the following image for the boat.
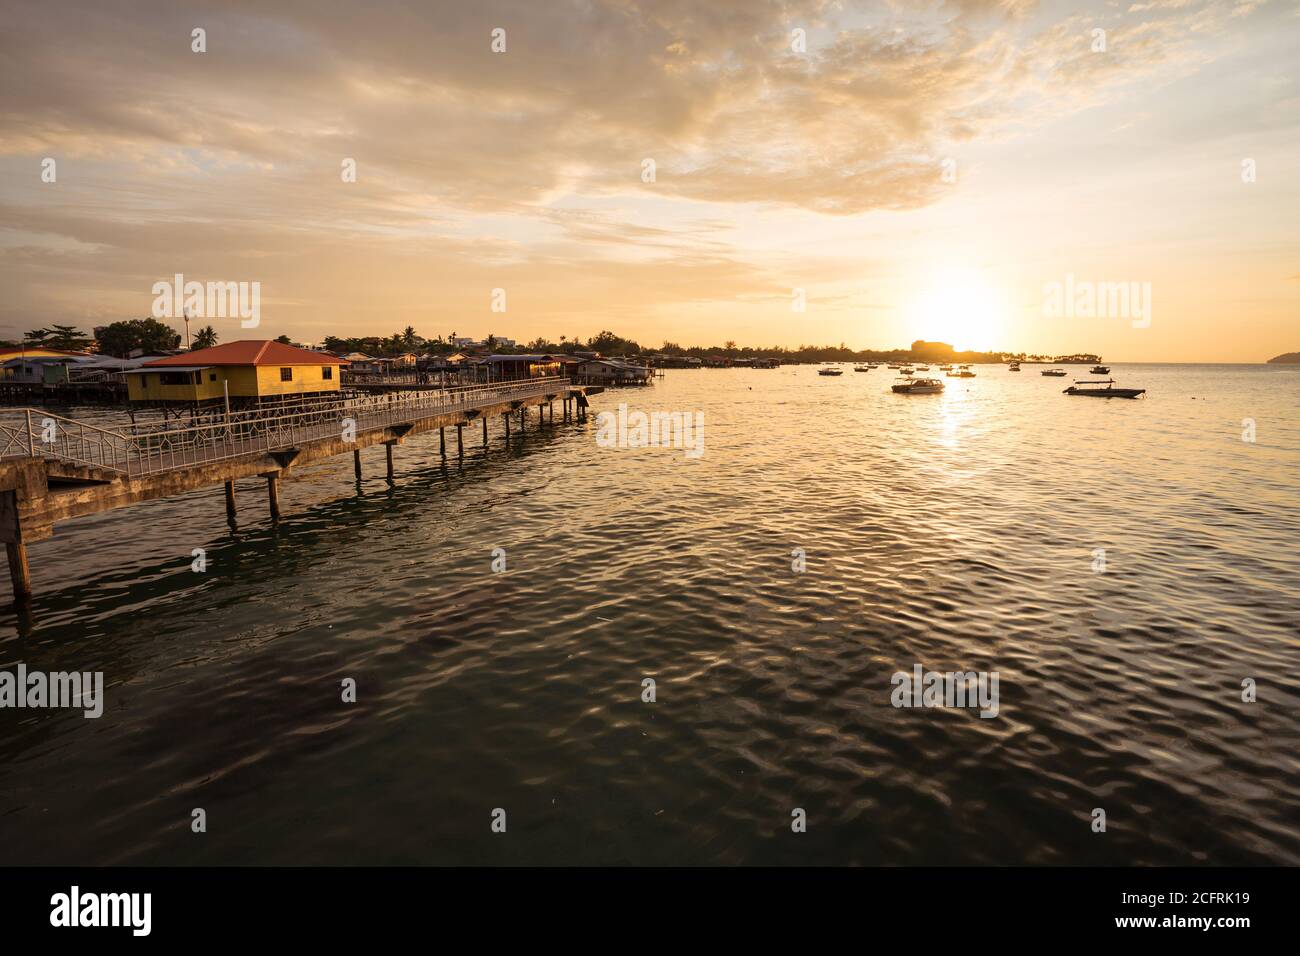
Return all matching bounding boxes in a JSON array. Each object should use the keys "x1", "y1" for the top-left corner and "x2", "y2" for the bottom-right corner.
[
  {"x1": 939, "y1": 364, "x2": 954, "y2": 372},
  {"x1": 887, "y1": 363, "x2": 901, "y2": 369},
  {"x1": 1064, "y1": 378, "x2": 1144, "y2": 399},
  {"x1": 817, "y1": 368, "x2": 843, "y2": 376},
  {"x1": 1091, "y1": 365, "x2": 1110, "y2": 374},
  {"x1": 1041, "y1": 368, "x2": 1067, "y2": 377},
  {"x1": 958, "y1": 368, "x2": 976, "y2": 377},
  {"x1": 853, "y1": 366, "x2": 873, "y2": 372},
  {"x1": 899, "y1": 366, "x2": 915, "y2": 374},
  {"x1": 892, "y1": 377, "x2": 945, "y2": 394},
  {"x1": 915, "y1": 365, "x2": 930, "y2": 371}
]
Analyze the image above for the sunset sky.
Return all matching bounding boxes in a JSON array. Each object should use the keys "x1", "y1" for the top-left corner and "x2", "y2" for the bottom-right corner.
[{"x1": 1, "y1": 0, "x2": 1296, "y2": 361}]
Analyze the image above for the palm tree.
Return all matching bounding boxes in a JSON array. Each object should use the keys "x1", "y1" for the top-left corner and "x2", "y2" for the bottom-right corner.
[{"x1": 192, "y1": 325, "x2": 219, "y2": 350}]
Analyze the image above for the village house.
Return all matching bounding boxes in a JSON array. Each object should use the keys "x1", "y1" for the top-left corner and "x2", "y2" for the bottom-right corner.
[{"x1": 124, "y1": 340, "x2": 346, "y2": 406}]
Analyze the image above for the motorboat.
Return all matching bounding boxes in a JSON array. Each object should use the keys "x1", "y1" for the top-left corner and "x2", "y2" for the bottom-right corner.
[
  {"x1": 900, "y1": 366, "x2": 915, "y2": 374},
  {"x1": 1064, "y1": 378, "x2": 1144, "y2": 399},
  {"x1": 892, "y1": 377, "x2": 945, "y2": 394},
  {"x1": 1041, "y1": 368, "x2": 1067, "y2": 377},
  {"x1": 1008, "y1": 362, "x2": 1021, "y2": 371},
  {"x1": 915, "y1": 365, "x2": 930, "y2": 371},
  {"x1": 853, "y1": 365, "x2": 873, "y2": 372},
  {"x1": 1091, "y1": 365, "x2": 1110, "y2": 374},
  {"x1": 818, "y1": 367, "x2": 843, "y2": 376}
]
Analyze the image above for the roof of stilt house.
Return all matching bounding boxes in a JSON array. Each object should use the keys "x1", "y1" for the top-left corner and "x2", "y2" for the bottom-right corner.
[{"x1": 142, "y1": 341, "x2": 348, "y2": 367}]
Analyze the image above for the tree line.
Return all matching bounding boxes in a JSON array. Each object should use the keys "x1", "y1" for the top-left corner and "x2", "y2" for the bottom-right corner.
[{"x1": 3, "y1": 324, "x2": 1098, "y2": 365}]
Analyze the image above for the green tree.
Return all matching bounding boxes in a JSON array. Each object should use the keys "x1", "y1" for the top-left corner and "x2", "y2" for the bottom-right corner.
[
  {"x1": 24, "y1": 324, "x2": 94, "y2": 351},
  {"x1": 94, "y1": 318, "x2": 182, "y2": 358},
  {"x1": 192, "y1": 326, "x2": 219, "y2": 350},
  {"x1": 274, "y1": 334, "x2": 292, "y2": 345}
]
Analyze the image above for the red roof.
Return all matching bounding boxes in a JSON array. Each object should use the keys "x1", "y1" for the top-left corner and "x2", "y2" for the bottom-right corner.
[{"x1": 142, "y1": 341, "x2": 346, "y2": 368}]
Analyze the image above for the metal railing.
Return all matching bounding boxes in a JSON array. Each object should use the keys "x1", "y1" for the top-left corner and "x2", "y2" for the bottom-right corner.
[{"x1": 0, "y1": 377, "x2": 568, "y2": 478}]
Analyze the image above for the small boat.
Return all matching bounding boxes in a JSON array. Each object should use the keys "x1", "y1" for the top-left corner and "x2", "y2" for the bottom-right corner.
[
  {"x1": 1041, "y1": 368, "x2": 1067, "y2": 377},
  {"x1": 853, "y1": 366, "x2": 873, "y2": 372},
  {"x1": 1091, "y1": 365, "x2": 1110, "y2": 374},
  {"x1": 939, "y1": 364, "x2": 954, "y2": 372},
  {"x1": 958, "y1": 368, "x2": 976, "y2": 377},
  {"x1": 1008, "y1": 362, "x2": 1021, "y2": 371},
  {"x1": 818, "y1": 367, "x2": 843, "y2": 376},
  {"x1": 1064, "y1": 379, "x2": 1144, "y2": 399},
  {"x1": 887, "y1": 363, "x2": 901, "y2": 369},
  {"x1": 899, "y1": 366, "x2": 915, "y2": 374},
  {"x1": 915, "y1": 365, "x2": 930, "y2": 371},
  {"x1": 892, "y1": 377, "x2": 945, "y2": 394}
]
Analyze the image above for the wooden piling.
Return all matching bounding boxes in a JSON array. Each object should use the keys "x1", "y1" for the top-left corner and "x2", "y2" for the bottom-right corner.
[
  {"x1": 266, "y1": 475, "x2": 281, "y2": 521},
  {"x1": 353, "y1": 449, "x2": 362, "y2": 482},
  {"x1": 6, "y1": 542, "x2": 31, "y2": 603},
  {"x1": 439, "y1": 427, "x2": 446, "y2": 458},
  {"x1": 504, "y1": 413, "x2": 511, "y2": 439},
  {"x1": 482, "y1": 416, "x2": 488, "y2": 446},
  {"x1": 224, "y1": 480, "x2": 236, "y2": 523},
  {"x1": 386, "y1": 443, "x2": 394, "y2": 483},
  {"x1": 456, "y1": 423, "x2": 464, "y2": 457}
]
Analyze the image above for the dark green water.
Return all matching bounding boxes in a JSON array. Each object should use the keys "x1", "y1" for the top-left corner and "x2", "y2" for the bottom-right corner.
[{"x1": 2, "y1": 365, "x2": 1298, "y2": 864}]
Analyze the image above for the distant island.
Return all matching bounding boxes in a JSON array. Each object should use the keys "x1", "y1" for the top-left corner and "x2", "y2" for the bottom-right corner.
[{"x1": 1267, "y1": 352, "x2": 1300, "y2": 364}]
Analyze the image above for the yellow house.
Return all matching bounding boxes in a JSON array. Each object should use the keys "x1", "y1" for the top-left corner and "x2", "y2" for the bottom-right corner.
[{"x1": 126, "y1": 340, "x2": 346, "y2": 404}]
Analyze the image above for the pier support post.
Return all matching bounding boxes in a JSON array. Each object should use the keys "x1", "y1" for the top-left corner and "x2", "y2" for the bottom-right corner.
[
  {"x1": 520, "y1": 407, "x2": 526, "y2": 431},
  {"x1": 224, "y1": 480, "x2": 236, "y2": 524},
  {"x1": 353, "y1": 449, "x2": 362, "y2": 482},
  {"x1": 385, "y1": 443, "x2": 394, "y2": 483},
  {"x1": 266, "y1": 475, "x2": 281, "y2": 522},
  {"x1": 456, "y1": 423, "x2": 464, "y2": 457},
  {"x1": 482, "y1": 416, "x2": 488, "y2": 446},
  {"x1": 5, "y1": 542, "x2": 31, "y2": 603},
  {"x1": 439, "y1": 427, "x2": 446, "y2": 459},
  {"x1": 549, "y1": 401, "x2": 554, "y2": 425},
  {"x1": 504, "y1": 413, "x2": 510, "y2": 439}
]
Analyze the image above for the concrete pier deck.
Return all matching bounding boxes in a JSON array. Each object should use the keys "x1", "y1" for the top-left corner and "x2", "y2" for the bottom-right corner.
[{"x1": 0, "y1": 376, "x2": 595, "y2": 601}]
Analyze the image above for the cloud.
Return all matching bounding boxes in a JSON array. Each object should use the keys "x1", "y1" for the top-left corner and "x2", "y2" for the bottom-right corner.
[{"x1": 0, "y1": 0, "x2": 1280, "y2": 340}]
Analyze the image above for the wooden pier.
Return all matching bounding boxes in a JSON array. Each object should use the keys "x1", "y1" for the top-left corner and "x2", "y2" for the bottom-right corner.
[{"x1": 0, "y1": 376, "x2": 595, "y2": 603}]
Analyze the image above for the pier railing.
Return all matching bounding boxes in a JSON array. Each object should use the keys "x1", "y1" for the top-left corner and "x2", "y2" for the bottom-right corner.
[{"x1": 0, "y1": 376, "x2": 569, "y2": 478}]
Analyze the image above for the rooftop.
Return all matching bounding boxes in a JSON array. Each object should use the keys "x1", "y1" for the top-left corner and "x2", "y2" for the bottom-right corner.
[{"x1": 143, "y1": 340, "x2": 347, "y2": 368}]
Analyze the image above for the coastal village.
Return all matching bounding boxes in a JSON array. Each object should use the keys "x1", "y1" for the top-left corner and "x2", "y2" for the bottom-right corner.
[{"x1": 0, "y1": 321, "x2": 1101, "y2": 407}]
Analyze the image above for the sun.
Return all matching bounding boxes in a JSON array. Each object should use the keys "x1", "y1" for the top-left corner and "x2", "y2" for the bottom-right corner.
[{"x1": 906, "y1": 268, "x2": 1008, "y2": 352}]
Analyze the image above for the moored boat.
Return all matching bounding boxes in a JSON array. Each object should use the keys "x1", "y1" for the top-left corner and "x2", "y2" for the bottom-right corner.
[
  {"x1": 1064, "y1": 378, "x2": 1144, "y2": 399},
  {"x1": 853, "y1": 365, "x2": 872, "y2": 372},
  {"x1": 817, "y1": 367, "x2": 843, "y2": 376},
  {"x1": 1041, "y1": 368, "x2": 1067, "y2": 377},
  {"x1": 892, "y1": 377, "x2": 945, "y2": 394},
  {"x1": 1091, "y1": 365, "x2": 1110, "y2": 374}
]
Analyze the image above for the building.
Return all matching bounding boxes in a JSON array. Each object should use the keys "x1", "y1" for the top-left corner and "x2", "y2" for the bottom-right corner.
[
  {"x1": 124, "y1": 340, "x2": 346, "y2": 405},
  {"x1": 477, "y1": 353, "x2": 580, "y2": 381},
  {"x1": 574, "y1": 358, "x2": 653, "y2": 385}
]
